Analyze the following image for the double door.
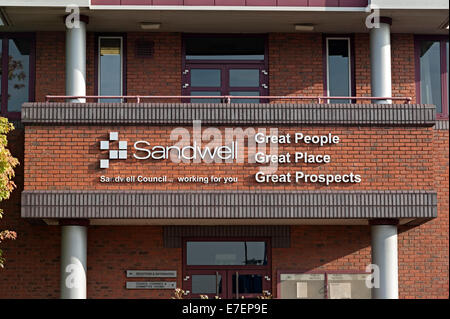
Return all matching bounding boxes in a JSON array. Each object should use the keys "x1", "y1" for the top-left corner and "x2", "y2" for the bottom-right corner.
[
  {"x1": 182, "y1": 64, "x2": 268, "y2": 103},
  {"x1": 185, "y1": 269, "x2": 271, "y2": 299}
]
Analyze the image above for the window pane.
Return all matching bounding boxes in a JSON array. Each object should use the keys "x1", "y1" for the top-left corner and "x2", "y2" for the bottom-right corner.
[
  {"x1": 191, "y1": 69, "x2": 221, "y2": 87},
  {"x1": 327, "y1": 274, "x2": 372, "y2": 299},
  {"x1": 420, "y1": 41, "x2": 442, "y2": 113},
  {"x1": 190, "y1": 91, "x2": 221, "y2": 103},
  {"x1": 229, "y1": 69, "x2": 259, "y2": 87},
  {"x1": 187, "y1": 241, "x2": 267, "y2": 266},
  {"x1": 8, "y1": 38, "x2": 31, "y2": 112},
  {"x1": 327, "y1": 39, "x2": 350, "y2": 103},
  {"x1": 191, "y1": 275, "x2": 222, "y2": 294},
  {"x1": 232, "y1": 274, "x2": 263, "y2": 294},
  {"x1": 230, "y1": 91, "x2": 260, "y2": 103},
  {"x1": 186, "y1": 37, "x2": 265, "y2": 60},
  {"x1": 447, "y1": 42, "x2": 449, "y2": 112},
  {"x1": 99, "y1": 38, "x2": 122, "y2": 103},
  {"x1": 279, "y1": 274, "x2": 326, "y2": 299}
]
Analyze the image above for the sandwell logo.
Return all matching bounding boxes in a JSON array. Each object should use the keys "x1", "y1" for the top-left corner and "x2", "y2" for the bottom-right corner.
[{"x1": 99, "y1": 132, "x2": 127, "y2": 169}]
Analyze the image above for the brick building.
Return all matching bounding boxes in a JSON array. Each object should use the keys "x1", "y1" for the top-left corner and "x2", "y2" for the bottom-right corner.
[{"x1": 0, "y1": 0, "x2": 448, "y2": 299}]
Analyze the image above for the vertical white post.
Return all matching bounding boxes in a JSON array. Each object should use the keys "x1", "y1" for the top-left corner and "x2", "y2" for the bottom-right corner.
[
  {"x1": 370, "y1": 18, "x2": 392, "y2": 103},
  {"x1": 66, "y1": 17, "x2": 87, "y2": 103},
  {"x1": 371, "y1": 224, "x2": 399, "y2": 299},
  {"x1": 60, "y1": 224, "x2": 88, "y2": 299}
]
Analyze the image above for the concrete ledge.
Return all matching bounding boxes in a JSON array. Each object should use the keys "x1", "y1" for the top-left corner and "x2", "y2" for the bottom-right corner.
[
  {"x1": 21, "y1": 190, "x2": 437, "y2": 222},
  {"x1": 21, "y1": 103, "x2": 436, "y2": 126}
]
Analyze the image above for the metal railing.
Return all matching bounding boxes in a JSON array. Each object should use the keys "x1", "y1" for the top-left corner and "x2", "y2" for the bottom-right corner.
[{"x1": 45, "y1": 95, "x2": 412, "y2": 104}]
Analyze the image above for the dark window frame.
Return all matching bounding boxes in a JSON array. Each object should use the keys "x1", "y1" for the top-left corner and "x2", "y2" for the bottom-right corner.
[
  {"x1": 183, "y1": 237, "x2": 272, "y2": 271},
  {"x1": 181, "y1": 34, "x2": 269, "y2": 102},
  {"x1": 322, "y1": 34, "x2": 356, "y2": 103},
  {"x1": 0, "y1": 32, "x2": 36, "y2": 120},
  {"x1": 182, "y1": 33, "x2": 268, "y2": 66},
  {"x1": 182, "y1": 237, "x2": 272, "y2": 299},
  {"x1": 94, "y1": 33, "x2": 127, "y2": 100},
  {"x1": 414, "y1": 35, "x2": 449, "y2": 119}
]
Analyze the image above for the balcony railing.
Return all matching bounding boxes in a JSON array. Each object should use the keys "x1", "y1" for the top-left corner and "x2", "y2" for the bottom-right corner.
[{"x1": 45, "y1": 95, "x2": 412, "y2": 104}]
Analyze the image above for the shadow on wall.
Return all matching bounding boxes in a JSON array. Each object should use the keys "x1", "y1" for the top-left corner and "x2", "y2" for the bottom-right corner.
[{"x1": 274, "y1": 225, "x2": 372, "y2": 272}]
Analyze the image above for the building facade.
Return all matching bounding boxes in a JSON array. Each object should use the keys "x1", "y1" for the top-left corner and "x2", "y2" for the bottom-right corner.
[{"x1": 0, "y1": 0, "x2": 448, "y2": 299}]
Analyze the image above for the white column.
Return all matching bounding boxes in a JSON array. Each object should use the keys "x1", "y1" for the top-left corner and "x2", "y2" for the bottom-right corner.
[
  {"x1": 371, "y1": 224, "x2": 398, "y2": 299},
  {"x1": 66, "y1": 17, "x2": 87, "y2": 103},
  {"x1": 60, "y1": 225, "x2": 88, "y2": 299},
  {"x1": 370, "y1": 18, "x2": 392, "y2": 103}
]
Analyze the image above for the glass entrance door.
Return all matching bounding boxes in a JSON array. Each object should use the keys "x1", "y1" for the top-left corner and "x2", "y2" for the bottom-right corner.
[
  {"x1": 186, "y1": 270, "x2": 270, "y2": 299},
  {"x1": 183, "y1": 64, "x2": 268, "y2": 103},
  {"x1": 183, "y1": 239, "x2": 271, "y2": 299}
]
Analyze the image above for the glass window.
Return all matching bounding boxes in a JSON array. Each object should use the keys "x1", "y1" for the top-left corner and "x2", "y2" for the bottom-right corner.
[
  {"x1": 8, "y1": 38, "x2": 30, "y2": 112},
  {"x1": 279, "y1": 273, "x2": 371, "y2": 299},
  {"x1": 229, "y1": 69, "x2": 259, "y2": 87},
  {"x1": 279, "y1": 274, "x2": 326, "y2": 299},
  {"x1": 99, "y1": 37, "x2": 122, "y2": 102},
  {"x1": 0, "y1": 35, "x2": 34, "y2": 117},
  {"x1": 417, "y1": 38, "x2": 449, "y2": 118},
  {"x1": 190, "y1": 91, "x2": 221, "y2": 103},
  {"x1": 191, "y1": 275, "x2": 222, "y2": 294},
  {"x1": 230, "y1": 91, "x2": 260, "y2": 104},
  {"x1": 420, "y1": 41, "x2": 442, "y2": 113},
  {"x1": 327, "y1": 38, "x2": 351, "y2": 103},
  {"x1": 446, "y1": 41, "x2": 449, "y2": 111},
  {"x1": 327, "y1": 274, "x2": 371, "y2": 299},
  {"x1": 191, "y1": 69, "x2": 221, "y2": 87},
  {"x1": 186, "y1": 241, "x2": 267, "y2": 266},
  {"x1": 185, "y1": 37, "x2": 265, "y2": 61},
  {"x1": 232, "y1": 274, "x2": 263, "y2": 294}
]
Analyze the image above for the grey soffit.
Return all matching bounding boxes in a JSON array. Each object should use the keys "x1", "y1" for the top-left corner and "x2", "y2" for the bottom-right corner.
[
  {"x1": 21, "y1": 190, "x2": 437, "y2": 220},
  {"x1": 163, "y1": 226, "x2": 290, "y2": 248},
  {"x1": 21, "y1": 103, "x2": 436, "y2": 126}
]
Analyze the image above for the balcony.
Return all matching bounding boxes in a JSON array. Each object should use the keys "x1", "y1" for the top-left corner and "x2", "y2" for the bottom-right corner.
[
  {"x1": 20, "y1": 95, "x2": 436, "y2": 126},
  {"x1": 90, "y1": 1, "x2": 369, "y2": 7}
]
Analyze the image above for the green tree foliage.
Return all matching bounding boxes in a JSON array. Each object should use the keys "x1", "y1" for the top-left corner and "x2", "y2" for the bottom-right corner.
[{"x1": 0, "y1": 117, "x2": 19, "y2": 268}]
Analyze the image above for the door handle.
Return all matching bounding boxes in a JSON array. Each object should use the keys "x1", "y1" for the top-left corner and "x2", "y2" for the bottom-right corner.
[
  {"x1": 235, "y1": 271, "x2": 239, "y2": 299},
  {"x1": 262, "y1": 84, "x2": 268, "y2": 89},
  {"x1": 216, "y1": 271, "x2": 219, "y2": 297}
]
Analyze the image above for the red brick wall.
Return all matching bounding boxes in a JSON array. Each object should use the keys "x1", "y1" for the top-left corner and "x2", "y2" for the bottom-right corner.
[
  {"x1": 354, "y1": 33, "x2": 371, "y2": 99},
  {"x1": 397, "y1": 129, "x2": 449, "y2": 298},
  {"x1": 391, "y1": 34, "x2": 417, "y2": 103},
  {"x1": 35, "y1": 32, "x2": 95, "y2": 102},
  {"x1": 35, "y1": 32, "x2": 65, "y2": 102},
  {"x1": 273, "y1": 225, "x2": 371, "y2": 298},
  {"x1": 269, "y1": 33, "x2": 324, "y2": 97},
  {"x1": 0, "y1": 126, "x2": 61, "y2": 298},
  {"x1": 0, "y1": 32, "x2": 447, "y2": 299},
  {"x1": 87, "y1": 226, "x2": 181, "y2": 298},
  {"x1": 23, "y1": 126, "x2": 434, "y2": 191},
  {"x1": 126, "y1": 33, "x2": 181, "y2": 99}
]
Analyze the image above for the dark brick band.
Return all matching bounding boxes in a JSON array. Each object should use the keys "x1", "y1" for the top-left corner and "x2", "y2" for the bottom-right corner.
[
  {"x1": 369, "y1": 218, "x2": 399, "y2": 226},
  {"x1": 21, "y1": 190, "x2": 437, "y2": 224},
  {"x1": 59, "y1": 219, "x2": 90, "y2": 227},
  {"x1": 163, "y1": 226, "x2": 290, "y2": 248},
  {"x1": 21, "y1": 103, "x2": 436, "y2": 126}
]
